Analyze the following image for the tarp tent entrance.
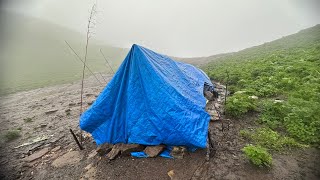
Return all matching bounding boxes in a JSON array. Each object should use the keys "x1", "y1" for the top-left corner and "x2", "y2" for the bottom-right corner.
[{"x1": 80, "y1": 44, "x2": 214, "y2": 149}]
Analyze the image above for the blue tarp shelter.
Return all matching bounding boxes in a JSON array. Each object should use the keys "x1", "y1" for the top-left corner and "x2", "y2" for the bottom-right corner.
[{"x1": 80, "y1": 44, "x2": 214, "y2": 149}]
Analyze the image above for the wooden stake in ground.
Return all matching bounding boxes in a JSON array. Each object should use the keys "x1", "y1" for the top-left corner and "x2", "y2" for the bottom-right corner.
[{"x1": 79, "y1": 4, "x2": 97, "y2": 146}]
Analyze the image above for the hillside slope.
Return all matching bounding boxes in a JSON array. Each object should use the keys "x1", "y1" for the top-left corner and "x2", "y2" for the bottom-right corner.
[
  {"x1": 204, "y1": 25, "x2": 320, "y2": 151},
  {"x1": 0, "y1": 11, "x2": 128, "y2": 95}
]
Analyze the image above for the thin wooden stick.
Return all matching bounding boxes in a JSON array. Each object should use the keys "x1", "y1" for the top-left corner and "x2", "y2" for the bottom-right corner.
[
  {"x1": 70, "y1": 129, "x2": 84, "y2": 150},
  {"x1": 100, "y1": 49, "x2": 115, "y2": 74},
  {"x1": 99, "y1": 72, "x2": 108, "y2": 83},
  {"x1": 79, "y1": 4, "x2": 97, "y2": 146},
  {"x1": 224, "y1": 70, "x2": 229, "y2": 106},
  {"x1": 64, "y1": 40, "x2": 106, "y2": 85}
]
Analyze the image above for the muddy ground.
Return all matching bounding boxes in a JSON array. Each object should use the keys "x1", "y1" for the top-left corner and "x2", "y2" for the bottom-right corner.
[{"x1": 0, "y1": 75, "x2": 319, "y2": 180}]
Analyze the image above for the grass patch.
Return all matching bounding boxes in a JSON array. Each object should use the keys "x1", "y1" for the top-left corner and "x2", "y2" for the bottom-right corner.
[
  {"x1": 4, "y1": 130, "x2": 21, "y2": 142},
  {"x1": 252, "y1": 128, "x2": 306, "y2": 151},
  {"x1": 242, "y1": 144, "x2": 272, "y2": 167},
  {"x1": 23, "y1": 117, "x2": 33, "y2": 123},
  {"x1": 65, "y1": 109, "x2": 71, "y2": 116},
  {"x1": 225, "y1": 93, "x2": 257, "y2": 117}
]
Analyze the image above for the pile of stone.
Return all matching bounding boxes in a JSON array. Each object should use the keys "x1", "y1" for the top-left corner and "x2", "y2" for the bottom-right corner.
[{"x1": 96, "y1": 143, "x2": 186, "y2": 160}]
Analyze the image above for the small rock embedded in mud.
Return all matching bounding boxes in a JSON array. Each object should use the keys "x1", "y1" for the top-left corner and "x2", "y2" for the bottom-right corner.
[
  {"x1": 39, "y1": 124, "x2": 47, "y2": 128},
  {"x1": 84, "y1": 163, "x2": 93, "y2": 171},
  {"x1": 144, "y1": 145, "x2": 165, "y2": 157},
  {"x1": 22, "y1": 148, "x2": 49, "y2": 162},
  {"x1": 85, "y1": 93, "x2": 95, "y2": 97},
  {"x1": 168, "y1": 170, "x2": 175, "y2": 180},
  {"x1": 88, "y1": 100, "x2": 94, "y2": 105},
  {"x1": 170, "y1": 146, "x2": 186, "y2": 159},
  {"x1": 51, "y1": 146, "x2": 61, "y2": 152},
  {"x1": 68, "y1": 103, "x2": 76, "y2": 107},
  {"x1": 52, "y1": 151, "x2": 82, "y2": 168},
  {"x1": 45, "y1": 109, "x2": 58, "y2": 115},
  {"x1": 87, "y1": 150, "x2": 97, "y2": 159}
]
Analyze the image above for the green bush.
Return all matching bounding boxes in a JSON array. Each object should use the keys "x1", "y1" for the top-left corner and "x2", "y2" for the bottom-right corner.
[
  {"x1": 4, "y1": 130, "x2": 21, "y2": 141},
  {"x1": 225, "y1": 94, "x2": 257, "y2": 117},
  {"x1": 251, "y1": 128, "x2": 306, "y2": 150},
  {"x1": 259, "y1": 100, "x2": 289, "y2": 129},
  {"x1": 239, "y1": 129, "x2": 252, "y2": 139},
  {"x1": 23, "y1": 117, "x2": 33, "y2": 123},
  {"x1": 242, "y1": 144, "x2": 272, "y2": 167}
]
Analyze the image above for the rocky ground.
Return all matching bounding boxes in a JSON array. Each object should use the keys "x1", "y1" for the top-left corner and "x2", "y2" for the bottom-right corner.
[{"x1": 0, "y1": 75, "x2": 319, "y2": 180}]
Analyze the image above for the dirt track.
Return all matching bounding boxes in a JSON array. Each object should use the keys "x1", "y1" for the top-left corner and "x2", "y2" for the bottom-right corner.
[{"x1": 0, "y1": 75, "x2": 319, "y2": 180}]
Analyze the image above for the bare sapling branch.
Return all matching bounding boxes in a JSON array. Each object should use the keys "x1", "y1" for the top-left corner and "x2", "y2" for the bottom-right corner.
[
  {"x1": 100, "y1": 49, "x2": 115, "y2": 74},
  {"x1": 64, "y1": 40, "x2": 106, "y2": 86},
  {"x1": 79, "y1": 3, "x2": 97, "y2": 146}
]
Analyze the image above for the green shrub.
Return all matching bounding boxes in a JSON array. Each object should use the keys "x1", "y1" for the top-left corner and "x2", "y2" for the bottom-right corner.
[
  {"x1": 259, "y1": 100, "x2": 289, "y2": 129},
  {"x1": 283, "y1": 98, "x2": 320, "y2": 145},
  {"x1": 251, "y1": 128, "x2": 306, "y2": 150},
  {"x1": 4, "y1": 130, "x2": 21, "y2": 141},
  {"x1": 225, "y1": 93, "x2": 257, "y2": 117},
  {"x1": 239, "y1": 129, "x2": 252, "y2": 139},
  {"x1": 23, "y1": 117, "x2": 33, "y2": 123},
  {"x1": 242, "y1": 145, "x2": 272, "y2": 167}
]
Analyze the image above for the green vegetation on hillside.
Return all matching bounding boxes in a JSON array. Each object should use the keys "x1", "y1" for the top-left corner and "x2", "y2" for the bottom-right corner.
[{"x1": 204, "y1": 25, "x2": 320, "y2": 164}]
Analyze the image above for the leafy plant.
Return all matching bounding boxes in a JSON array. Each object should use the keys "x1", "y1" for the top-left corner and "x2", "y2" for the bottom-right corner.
[
  {"x1": 239, "y1": 129, "x2": 252, "y2": 139},
  {"x1": 225, "y1": 93, "x2": 257, "y2": 117},
  {"x1": 251, "y1": 128, "x2": 306, "y2": 151},
  {"x1": 259, "y1": 100, "x2": 288, "y2": 129},
  {"x1": 242, "y1": 144, "x2": 272, "y2": 167}
]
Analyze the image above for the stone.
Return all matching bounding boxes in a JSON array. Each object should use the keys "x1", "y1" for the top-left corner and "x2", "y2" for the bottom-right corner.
[
  {"x1": 82, "y1": 165, "x2": 97, "y2": 180},
  {"x1": 96, "y1": 143, "x2": 112, "y2": 156},
  {"x1": 121, "y1": 144, "x2": 145, "y2": 156},
  {"x1": 234, "y1": 91, "x2": 246, "y2": 94},
  {"x1": 274, "y1": 99, "x2": 284, "y2": 103},
  {"x1": 87, "y1": 150, "x2": 97, "y2": 159},
  {"x1": 223, "y1": 172, "x2": 237, "y2": 180},
  {"x1": 68, "y1": 103, "x2": 76, "y2": 106},
  {"x1": 144, "y1": 145, "x2": 165, "y2": 157},
  {"x1": 22, "y1": 148, "x2": 49, "y2": 162},
  {"x1": 51, "y1": 146, "x2": 61, "y2": 152},
  {"x1": 106, "y1": 145, "x2": 121, "y2": 160},
  {"x1": 249, "y1": 95, "x2": 258, "y2": 99},
  {"x1": 168, "y1": 170, "x2": 176, "y2": 180},
  {"x1": 204, "y1": 91, "x2": 214, "y2": 100},
  {"x1": 40, "y1": 124, "x2": 47, "y2": 128},
  {"x1": 84, "y1": 163, "x2": 93, "y2": 171},
  {"x1": 52, "y1": 151, "x2": 83, "y2": 168},
  {"x1": 170, "y1": 146, "x2": 186, "y2": 159},
  {"x1": 102, "y1": 143, "x2": 144, "y2": 159},
  {"x1": 45, "y1": 109, "x2": 58, "y2": 115}
]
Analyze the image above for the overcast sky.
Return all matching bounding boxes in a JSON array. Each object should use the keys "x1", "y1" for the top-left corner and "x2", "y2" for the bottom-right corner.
[{"x1": 2, "y1": 0, "x2": 320, "y2": 57}]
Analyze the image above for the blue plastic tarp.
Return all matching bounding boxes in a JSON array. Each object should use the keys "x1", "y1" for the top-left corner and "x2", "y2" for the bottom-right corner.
[{"x1": 80, "y1": 44, "x2": 213, "y2": 149}]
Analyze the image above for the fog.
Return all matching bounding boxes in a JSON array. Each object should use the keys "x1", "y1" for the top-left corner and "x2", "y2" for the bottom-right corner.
[{"x1": 2, "y1": 0, "x2": 320, "y2": 57}]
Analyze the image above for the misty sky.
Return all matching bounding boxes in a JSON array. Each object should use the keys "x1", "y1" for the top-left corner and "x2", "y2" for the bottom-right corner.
[{"x1": 3, "y1": 0, "x2": 320, "y2": 57}]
